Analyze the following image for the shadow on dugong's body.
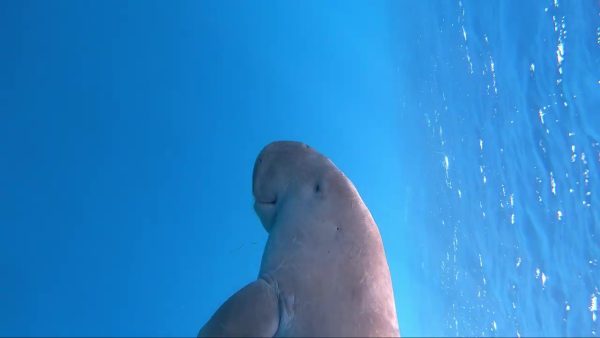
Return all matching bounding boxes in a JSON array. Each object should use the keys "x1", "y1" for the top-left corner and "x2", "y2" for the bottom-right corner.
[{"x1": 199, "y1": 141, "x2": 400, "y2": 337}]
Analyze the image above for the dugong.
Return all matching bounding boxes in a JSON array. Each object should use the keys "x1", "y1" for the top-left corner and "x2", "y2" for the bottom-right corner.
[{"x1": 199, "y1": 141, "x2": 399, "y2": 337}]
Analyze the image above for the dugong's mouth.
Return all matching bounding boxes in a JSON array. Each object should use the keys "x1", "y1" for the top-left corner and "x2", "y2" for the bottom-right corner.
[
  {"x1": 254, "y1": 194, "x2": 277, "y2": 214},
  {"x1": 253, "y1": 187, "x2": 278, "y2": 207},
  {"x1": 254, "y1": 194, "x2": 277, "y2": 205},
  {"x1": 252, "y1": 153, "x2": 278, "y2": 231},
  {"x1": 252, "y1": 146, "x2": 278, "y2": 209},
  {"x1": 254, "y1": 197, "x2": 278, "y2": 232}
]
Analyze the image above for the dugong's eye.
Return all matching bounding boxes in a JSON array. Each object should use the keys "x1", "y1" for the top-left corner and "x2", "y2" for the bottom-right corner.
[{"x1": 315, "y1": 183, "x2": 321, "y2": 193}]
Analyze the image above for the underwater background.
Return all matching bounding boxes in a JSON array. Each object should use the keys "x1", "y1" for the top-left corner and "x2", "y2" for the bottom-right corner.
[{"x1": 1, "y1": 0, "x2": 599, "y2": 336}]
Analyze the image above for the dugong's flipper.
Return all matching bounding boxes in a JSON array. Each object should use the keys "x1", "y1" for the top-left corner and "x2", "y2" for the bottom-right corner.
[{"x1": 198, "y1": 279, "x2": 279, "y2": 337}]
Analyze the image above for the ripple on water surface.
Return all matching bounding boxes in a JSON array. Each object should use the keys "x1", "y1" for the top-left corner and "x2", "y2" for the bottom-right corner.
[{"x1": 406, "y1": 0, "x2": 600, "y2": 336}]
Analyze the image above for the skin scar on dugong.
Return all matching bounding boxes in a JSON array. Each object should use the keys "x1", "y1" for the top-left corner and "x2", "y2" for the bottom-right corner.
[{"x1": 198, "y1": 141, "x2": 400, "y2": 337}]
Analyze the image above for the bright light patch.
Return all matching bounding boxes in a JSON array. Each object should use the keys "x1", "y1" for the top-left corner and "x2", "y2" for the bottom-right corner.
[
  {"x1": 556, "y1": 42, "x2": 564, "y2": 65},
  {"x1": 541, "y1": 272, "x2": 548, "y2": 287},
  {"x1": 591, "y1": 294, "x2": 598, "y2": 322}
]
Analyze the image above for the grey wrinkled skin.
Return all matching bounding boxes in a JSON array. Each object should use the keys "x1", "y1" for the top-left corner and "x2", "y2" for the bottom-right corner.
[{"x1": 199, "y1": 141, "x2": 400, "y2": 337}]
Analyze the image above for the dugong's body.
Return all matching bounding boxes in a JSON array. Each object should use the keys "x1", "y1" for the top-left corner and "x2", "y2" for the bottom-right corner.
[{"x1": 199, "y1": 141, "x2": 399, "y2": 337}]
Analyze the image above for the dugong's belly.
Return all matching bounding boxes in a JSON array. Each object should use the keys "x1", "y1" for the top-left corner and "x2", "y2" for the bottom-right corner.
[{"x1": 261, "y1": 223, "x2": 399, "y2": 337}]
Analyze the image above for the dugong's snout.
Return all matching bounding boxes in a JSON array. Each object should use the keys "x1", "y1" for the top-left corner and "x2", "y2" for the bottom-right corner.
[{"x1": 252, "y1": 141, "x2": 314, "y2": 231}]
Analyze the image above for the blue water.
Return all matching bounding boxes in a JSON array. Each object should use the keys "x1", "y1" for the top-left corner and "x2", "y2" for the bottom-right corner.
[
  {"x1": 398, "y1": 1, "x2": 600, "y2": 336},
  {"x1": 1, "y1": 1, "x2": 598, "y2": 337}
]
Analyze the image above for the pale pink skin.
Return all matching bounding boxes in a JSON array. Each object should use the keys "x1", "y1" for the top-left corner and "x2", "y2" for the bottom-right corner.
[{"x1": 199, "y1": 141, "x2": 399, "y2": 337}]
